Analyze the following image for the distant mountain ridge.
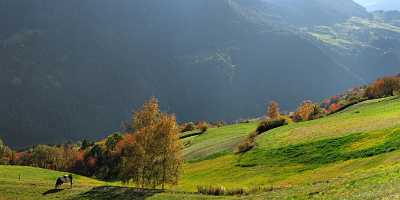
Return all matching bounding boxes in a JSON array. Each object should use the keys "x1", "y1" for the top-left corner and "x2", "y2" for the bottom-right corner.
[{"x1": 0, "y1": 0, "x2": 399, "y2": 148}]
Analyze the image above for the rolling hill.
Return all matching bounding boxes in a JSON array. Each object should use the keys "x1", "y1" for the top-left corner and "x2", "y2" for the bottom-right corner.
[
  {"x1": 0, "y1": 165, "x2": 214, "y2": 200},
  {"x1": 176, "y1": 96, "x2": 400, "y2": 199},
  {"x1": 4, "y1": 96, "x2": 400, "y2": 199},
  {"x1": 3, "y1": 0, "x2": 400, "y2": 148}
]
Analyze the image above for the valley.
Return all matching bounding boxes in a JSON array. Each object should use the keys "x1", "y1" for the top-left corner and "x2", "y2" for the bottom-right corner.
[
  {"x1": 3, "y1": 96, "x2": 400, "y2": 199},
  {"x1": 2, "y1": 0, "x2": 400, "y2": 148}
]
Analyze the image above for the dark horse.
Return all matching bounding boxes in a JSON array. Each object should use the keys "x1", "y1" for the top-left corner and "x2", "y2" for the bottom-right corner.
[{"x1": 55, "y1": 174, "x2": 73, "y2": 189}]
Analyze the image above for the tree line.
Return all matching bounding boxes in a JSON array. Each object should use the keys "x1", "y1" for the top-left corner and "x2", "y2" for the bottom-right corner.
[{"x1": 0, "y1": 97, "x2": 182, "y2": 189}]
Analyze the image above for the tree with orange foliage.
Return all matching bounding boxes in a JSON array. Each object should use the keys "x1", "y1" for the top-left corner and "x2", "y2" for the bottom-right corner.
[
  {"x1": 0, "y1": 138, "x2": 7, "y2": 163},
  {"x1": 294, "y1": 100, "x2": 323, "y2": 121},
  {"x1": 197, "y1": 121, "x2": 209, "y2": 133},
  {"x1": 329, "y1": 103, "x2": 342, "y2": 113},
  {"x1": 60, "y1": 144, "x2": 79, "y2": 171},
  {"x1": 120, "y1": 97, "x2": 182, "y2": 189},
  {"x1": 267, "y1": 101, "x2": 280, "y2": 120},
  {"x1": 0, "y1": 138, "x2": 13, "y2": 164},
  {"x1": 365, "y1": 76, "x2": 400, "y2": 99}
]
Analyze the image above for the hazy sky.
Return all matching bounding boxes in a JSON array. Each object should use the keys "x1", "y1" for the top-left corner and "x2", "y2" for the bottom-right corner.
[
  {"x1": 354, "y1": 0, "x2": 377, "y2": 7},
  {"x1": 354, "y1": 0, "x2": 400, "y2": 11}
]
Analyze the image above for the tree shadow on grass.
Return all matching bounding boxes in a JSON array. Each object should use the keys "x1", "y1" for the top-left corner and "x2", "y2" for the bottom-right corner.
[
  {"x1": 42, "y1": 189, "x2": 64, "y2": 195},
  {"x1": 68, "y1": 186, "x2": 164, "y2": 200}
]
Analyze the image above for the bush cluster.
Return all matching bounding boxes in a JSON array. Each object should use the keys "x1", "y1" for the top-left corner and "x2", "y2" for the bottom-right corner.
[
  {"x1": 292, "y1": 101, "x2": 324, "y2": 122},
  {"x1": 197, "y1": 185, "x2": 226, "y2": 196},
  {"x1": 236, "y1": 132, "x2": 257, "y2": 154},
  {"x1": 213, "y1": 121, "x2": 225, "y2": 128},
  {"x1": 180, "y1": 122, "x2": 195, "y2": 133},
  {"x1": 197, "y1": 185, "x2": 274, "y2": 196},
  {"x1": 256, "y1": 118, "x2": 287, "y2": 134},
  {"x1": 197, "y1": 121, "x2": 209, "y2": 133}
]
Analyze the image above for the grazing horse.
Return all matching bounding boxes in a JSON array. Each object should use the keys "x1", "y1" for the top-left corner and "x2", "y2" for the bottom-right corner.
[{"x1": 55, "y1": 174, "x2": 73, "y2": 189}]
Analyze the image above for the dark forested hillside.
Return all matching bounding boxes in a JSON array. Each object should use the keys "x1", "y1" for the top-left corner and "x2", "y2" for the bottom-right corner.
[{"x1": 0, "y1": 0, "x2": 399, "y2": 148}]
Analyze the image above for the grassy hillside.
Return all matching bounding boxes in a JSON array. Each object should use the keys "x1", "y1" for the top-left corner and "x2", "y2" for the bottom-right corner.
[
  {"x1": 0, "y1": 165, "x2": 227, "y2": 200},
  {"x1": 0, "y1": 165, "x2": 104, "y2": 200},
  {"x1": 182, "y1": 122, "x2": 259, "y2": 161},
  {"x1": 309, "y1": 17, "x2": 400, "y2": 49},
  {"x1": 4, "y1": 97, "x2": 400, "y2": 199},
  {"x1": 178, "y1": 96, "x2": 400, "y2": 199}
]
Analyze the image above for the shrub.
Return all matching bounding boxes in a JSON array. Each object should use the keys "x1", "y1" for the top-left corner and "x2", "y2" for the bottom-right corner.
[
  {"x1": 239, "y1": 119, "x2": 251, "y2": 123},
  {"x1": 214, "y1": 121, "x2": 225, "y2": 127},
  {"x1": 226, "y1": 188, "x2": 248, "y2": 196},
  {"x1": 236, "y1": 136, "x2": 256, "y2": 154},
  {"x1": 197, "y1": 185, "x2": 226, "y2": 196},
  {"x1": 279, "y1": 115, "x2": 294, "y2": 124},
  {"x1": 256, "y1": 118, "x2": 287, "y2": 134},
  {"x1": 293, "y1": 101, "x2": 324, "y2": 122},
  {"x1": 179, "y1": 131, "x2": 204, "y2": 139},
  {"x1": 247, "y1": 186, "x2": 274, "y2": 194},
  {"x1": 197, "y1": 121, "x2": 209, "y2": 133},
  {"x1": 198, "y1": 185, "x2": 274, "y2": 196},
  {"x1": 181, "y1": 122, "x2": 195, "y2": 133}
]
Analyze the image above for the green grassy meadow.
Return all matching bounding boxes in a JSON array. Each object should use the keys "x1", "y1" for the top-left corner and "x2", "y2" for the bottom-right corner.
[
  {"x1": 0, "y1": 165, "x2": 226, "y2": 200},
  {"x1": 178, "y1": 97, "x2": 400, "y2": 198},
  {"x1": 3, "y1": 97, "x2": 400, "y2": 199},
  {"x1": 182, "y1": 122, "x2": 259, "y2": 161}
]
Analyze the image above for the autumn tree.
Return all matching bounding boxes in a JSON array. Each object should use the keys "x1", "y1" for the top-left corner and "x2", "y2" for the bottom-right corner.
[
  {"x1": 105, "y1": 133, "x2": 123, "y2": 151},
  {"x1": 60, "y1": 144, "x2": 79, "y2": 171},
  {"x1": 365, "y1": 76, "x2": 400, "y2": 99},
  {"x1": 267, "y1": 101, "x2": 280, "y2": 120},
  {"x1": 180, "y1": 122, "x2": 195, "y2": 133},
  {"x1": 120, "y1": 97, "x2": 182, "y2": 189},
  {"x1": 197, "y1": 121, "x2": 209, "y2": 133},
  {"x1": 32, "y1": 145, "x2": 55, "y2": 169},
  {"x1": 15, "y1": 151, "x2": 33, "y2": 166},
  {"x1": 154, "y1": 114, "x2": 182, "y2": 189},
  {"x1": 294, "y1": 100, "x2": 323, "y2": 121},
  {"x1": 81, "y1": 139, "x2": 93, "y2": 150},
  {"x1": 0, "y1": 138, "x2": 12, "y2": 164},
  {"x1": 0, "y1": 138, "x2": 5, "y2": 160}
]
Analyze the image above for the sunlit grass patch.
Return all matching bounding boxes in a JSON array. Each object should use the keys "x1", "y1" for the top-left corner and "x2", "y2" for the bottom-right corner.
[
  {"x1": 256, "y1": 97, "x2": 400, "y2": 150},
  {"x1": 183, "y1": 122, "x2": 258, "y2": 161},
  {"x1": 180, "y1": 97, "x2": 400, "y2": 199}
]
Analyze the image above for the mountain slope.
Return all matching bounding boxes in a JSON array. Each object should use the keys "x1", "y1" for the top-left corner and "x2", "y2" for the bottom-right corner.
[
  {"x1": 0, "y1": 165, "x2": 220, "y2": 200},
  {"x1": 0, "y1": 0, "x2": 398, "y2": 148},
  {"x1": 263, "y1": 0, "x2": 368, "y2": 26},
  {"x1": 307, "y1": 15, "x2": 400, "y2": 81},
  {"x1": 4, "y1": 97, "x2": 400, "y2": 199},
  {"x1": 178, "y1": 97, "x2": 400, "y2": 199}
]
